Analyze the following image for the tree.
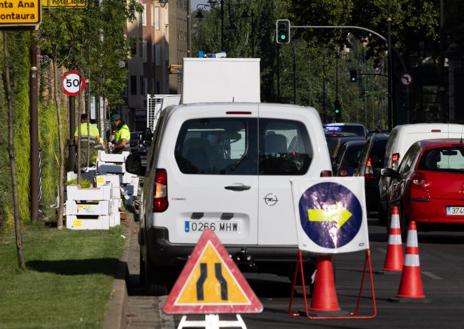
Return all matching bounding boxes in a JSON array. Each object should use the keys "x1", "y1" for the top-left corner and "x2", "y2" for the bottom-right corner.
[{"x1": 2, "y1": 32, "x2": 25, "y2": 269}]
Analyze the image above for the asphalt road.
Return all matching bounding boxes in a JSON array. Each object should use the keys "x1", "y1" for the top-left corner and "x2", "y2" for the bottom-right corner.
[{"x1": 126, "y1": 218, "x2": 464, "y2": 329}]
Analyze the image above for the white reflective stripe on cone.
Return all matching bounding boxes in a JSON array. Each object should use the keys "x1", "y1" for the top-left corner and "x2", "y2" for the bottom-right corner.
[
  {"x1": 406, "y1": 231, "x2": 419, "y2": 247},
  {"x1": 404, "y1": 254, "x2": 420, "y2": 267},
  {"x1": 388, "y1": 234, "x2": 402, "y2": 245},
  {"x1": 391, "y1": 214, "x2": 401, "y2": 228}
]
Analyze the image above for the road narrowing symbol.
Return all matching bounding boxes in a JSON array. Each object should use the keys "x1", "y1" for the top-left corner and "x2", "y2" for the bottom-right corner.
[{"x1": 163, "y1": 229, "x2": 263, "y2": 314}]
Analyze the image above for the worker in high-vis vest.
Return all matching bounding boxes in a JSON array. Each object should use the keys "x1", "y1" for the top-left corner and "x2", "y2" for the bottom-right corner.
[
  {"x1": 74, "y1": 113, "x2": 102, "y2": 145},
  {"x1": 110, "y1": 113, "x2": 131, "y2": 153}
]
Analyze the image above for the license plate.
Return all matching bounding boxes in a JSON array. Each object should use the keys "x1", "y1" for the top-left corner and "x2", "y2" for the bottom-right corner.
[
  {"x1": 446, "y1": 207, "x2": 464, "y2": 216},
  {"x1": 184, "y1": 220, "x2": 240, "y2": 233}
]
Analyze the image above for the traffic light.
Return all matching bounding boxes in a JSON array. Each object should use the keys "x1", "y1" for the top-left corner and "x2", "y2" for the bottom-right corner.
[
  {"x1": 334, "y1": 100, "x2": 342, "y2": 121},
  {"x1": 349, "y1": 69, "x2": 358, "y2": 82},
  {"x1": 276, "y1": 19, "x2": 291, "y2": 44}
]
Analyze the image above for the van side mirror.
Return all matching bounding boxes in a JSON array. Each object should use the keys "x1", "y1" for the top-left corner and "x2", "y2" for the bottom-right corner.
[
  {"x1": 126, "y1": 153, "x2": 145, "y2": 176},
  {"x1": 380, "y1": 167, "x2": 399, "y2": 178}
]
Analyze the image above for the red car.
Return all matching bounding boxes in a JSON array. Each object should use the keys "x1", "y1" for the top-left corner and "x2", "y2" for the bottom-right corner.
[{"x1": 382, "y1": 139, "x2": 464, "y2": 237}]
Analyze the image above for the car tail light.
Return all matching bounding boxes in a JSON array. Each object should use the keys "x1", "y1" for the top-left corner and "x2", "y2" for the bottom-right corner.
[
  {"x1": 320, "y1": 170, "x2": 332, "y2": 177},
  {"x1": 410, "y1": 171, "x2": 430, "y2": 202},
  {"x1": 392, "y1": 153, "x2": 400, "y2": 170},
  {"x1": 153, "y1": 169, "x2": 168, "y2": 212},
  {"x1": 364, "y1": 156, "x2": 374, "y2": 179}
]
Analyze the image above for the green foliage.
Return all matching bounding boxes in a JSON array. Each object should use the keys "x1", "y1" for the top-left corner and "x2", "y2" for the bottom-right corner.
[
  {"x1": 0, "y1": 224, "x2": 124, "y2": 328},
  {"x1": 0, "y1": 31, "x2": 31, "y2": 230},
  {"x1": 39, "y1": 0, "x2": 142, "y2": 106},
  {"x1": 39, "y1": 104, "x2": 61, "y2": 220},
  {"x1": 67, "y1": 178, "x2": 92, "y2": 188},
  {"x1": 193, "y1": 0, "x2": 437, "y2": 128}
]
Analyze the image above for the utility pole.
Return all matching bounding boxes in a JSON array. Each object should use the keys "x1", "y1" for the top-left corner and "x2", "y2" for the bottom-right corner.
[
  {"x1": 220, "y1": 0, "x2": 224, "y2": 51},
  {"x1": 387, "y1": 1, "x2": 394, "y2": 129},
  {"x1": 187, "y1": 0, "x2": 191, "y2": 57},
  {"x1": 29, "y1": 35, "x2": 40, "y2": 222}
]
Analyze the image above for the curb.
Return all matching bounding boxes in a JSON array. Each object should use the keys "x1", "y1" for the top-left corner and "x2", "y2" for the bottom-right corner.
[{"x1": 102, "y1": 216, "x2": 133, "y2": 329}]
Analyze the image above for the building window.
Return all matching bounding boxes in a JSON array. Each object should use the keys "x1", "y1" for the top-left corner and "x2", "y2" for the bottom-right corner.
[
  {"x1": 142, "y1": 41, "x2": 147, "y2": 62},
  {"x1": 155, "y1": 44, "x2": 161, "y2": 66},
  {"x1": 130, "y1": 75, "x2": 137, "y2": 95},
  {"x1": 140, "y1": 76, "x2": 144, "y2": 95},
  {"x1": 142, "y1": 4, "x2": 147, "y2": 26},
  {"x1": 154, "y1": 7, "x2": 160, "y2": 30}
]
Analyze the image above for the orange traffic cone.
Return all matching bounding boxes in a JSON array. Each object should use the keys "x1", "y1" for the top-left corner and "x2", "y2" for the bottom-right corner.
[
  {"x1": 310, "y1": 256, "x2": 341, "y2": 312},
  {"x1": 383, "y1": 206, "x2": 403, "y2": 272},
  {"x1": 397, "y1": 221, "x2": 426, "y2": 299}
]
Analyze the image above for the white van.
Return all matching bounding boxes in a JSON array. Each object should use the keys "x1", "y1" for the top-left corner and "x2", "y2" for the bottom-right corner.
[
  {"x1": 130, "y1": 102, "x2": 332, "y2": 294},
  {"x1": 378, "y1": 123, "x2": 464, "y2": 220}
]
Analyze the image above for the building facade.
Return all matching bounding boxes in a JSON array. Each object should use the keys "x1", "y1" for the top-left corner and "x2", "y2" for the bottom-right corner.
[{"x1": 125, "y1": 0, "x2": 189, "y2": 131}]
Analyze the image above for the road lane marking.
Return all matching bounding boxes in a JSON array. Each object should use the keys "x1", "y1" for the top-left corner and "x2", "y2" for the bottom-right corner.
[
  {"x1": 422, "y1": 271, "x2": 443, "y2": 280},
  {"x1": 377, "y1": 247, "x2": 387, "y2": 255}
]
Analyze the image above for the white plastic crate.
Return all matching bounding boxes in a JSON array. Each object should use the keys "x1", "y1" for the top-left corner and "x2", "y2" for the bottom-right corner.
[
  {"x1": 67, "y1": 185, "x2": 111, "y2": 201},
  {"x1": 98, "y1": 150, "x2": 130, "y2": 163},
  {"x1": 109, "y1": 200, "x2": 120, "y2": 227},
  {"x1": 66, "y1": 200, "x2": 110, "y2": 216},
  {"x1": 96, "y1": 175, "x2": 121, "y2": 188},
  {"x1": 121, "y1": 172, "x2": 138, "y2": 184},
  {"x1": 111, "y1": 187, "x2": 121, "y2": 199},
  {"x1": 66, "y1": 215, "x2": 110, "y2": 230},
  {"x1": 67, "y1": 171, "x2": 77, "y2": 182},
  {"x1": 97, "y1": 162, "x2": 126, "y2": 174}
]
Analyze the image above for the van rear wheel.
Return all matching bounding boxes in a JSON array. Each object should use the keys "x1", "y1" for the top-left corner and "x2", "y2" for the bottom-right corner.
[{"x1": 140, "y1": 251, "x2": 170, "y2": 296}]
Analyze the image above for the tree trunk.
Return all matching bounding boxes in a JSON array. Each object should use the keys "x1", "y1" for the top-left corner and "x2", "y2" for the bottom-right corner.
[
  {"x1": 53, "y1": 58, "x2": 65, "y2": 230},
  {"x1": 3, "y1": 31, "x2": 26, "y2": 269}
]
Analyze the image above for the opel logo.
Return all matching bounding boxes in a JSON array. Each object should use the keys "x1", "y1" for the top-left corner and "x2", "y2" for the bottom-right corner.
[{"x1": 264, "y1": 193, "x2": 278, "y2": 206}]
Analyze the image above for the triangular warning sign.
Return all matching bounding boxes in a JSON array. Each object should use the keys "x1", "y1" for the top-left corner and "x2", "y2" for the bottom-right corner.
[{"x1": 163, "y1": 229, "x2": 263, "y2": 314}]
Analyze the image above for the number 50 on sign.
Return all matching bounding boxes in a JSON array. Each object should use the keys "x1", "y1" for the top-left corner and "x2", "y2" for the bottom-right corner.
[{"x1": 62, "y1": 70, "x2": 86, "y2": 96}]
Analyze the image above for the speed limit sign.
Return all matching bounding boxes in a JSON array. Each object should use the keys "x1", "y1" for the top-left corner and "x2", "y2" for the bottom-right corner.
[{"x1": 62, "y1": 70, "x2": 86, "y2": 96}]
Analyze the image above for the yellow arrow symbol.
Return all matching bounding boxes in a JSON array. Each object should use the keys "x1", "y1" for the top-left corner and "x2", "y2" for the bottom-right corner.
[{"x1": 307, "y1": 202, "x2": 352, "y2": 229}]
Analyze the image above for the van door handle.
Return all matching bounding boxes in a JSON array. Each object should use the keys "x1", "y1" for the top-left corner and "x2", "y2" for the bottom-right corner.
[{"x1": 225, "y1": 184, "x2": 251, "y2": 191}]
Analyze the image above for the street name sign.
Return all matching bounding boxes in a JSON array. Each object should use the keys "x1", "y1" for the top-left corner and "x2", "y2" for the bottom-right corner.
[
  {"x1": 42, "y1": 0, "x2": 86, "y2": 8},
  {"x1": 163, "y1": 229, "x2": 263, "y2": 314},
  {"x1": 62, "y1": 70, "x2": 86, "y2": 96},
  {"x1": 291, "y1": 177, "x2": 369, "y2": 254},
  {"x1": 0, "y1": 0, "x2": 41, "y2": 27}
]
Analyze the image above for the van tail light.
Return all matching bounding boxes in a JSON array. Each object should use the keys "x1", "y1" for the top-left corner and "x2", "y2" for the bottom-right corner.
[
  {"x1": 392, "y1": 153, "x2": 400, "y2": 170},
  {"x1": 320, "y1": 170, "x2": 332, "y2": 177},
  {"x1": 364, "y1": 157, "x2": 375, "y2": 179},
  {"x1": 339, "y1": 165, "x2": 349, "y2": 176},
  {"x1": 410, "y1": 171, "x2": 431, "y2": 202},
  {"x1": 153, "y1": 169, "x2": 168, "y2": 212}
]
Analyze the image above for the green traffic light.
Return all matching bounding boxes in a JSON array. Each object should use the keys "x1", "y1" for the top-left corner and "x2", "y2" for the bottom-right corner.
[
  {"x1": 280, "y1": 34, "x2": 286, "y2": 40},
  {"x1": 335, "y1": 109, "x2": 340, "y2": 113}
]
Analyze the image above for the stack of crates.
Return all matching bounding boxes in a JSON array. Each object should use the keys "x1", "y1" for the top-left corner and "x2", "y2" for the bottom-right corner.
[
  {"x1": 96, "y1": 151, "x2": 130, "y2": 174},
  {"x1": 66, "y1": 185, "x2": 112, "y2": 230},
  {"x1": 96, "y1": 174, "x2": 121, "y2": 226}
]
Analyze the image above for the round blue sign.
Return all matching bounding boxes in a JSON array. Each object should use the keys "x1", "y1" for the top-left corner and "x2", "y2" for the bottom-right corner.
[{"x1": 298, "y1": 182, "x2": 362, "y2": 249}]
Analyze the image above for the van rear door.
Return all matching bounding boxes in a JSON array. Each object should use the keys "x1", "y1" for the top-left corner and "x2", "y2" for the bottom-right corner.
[
  {"x1": 165, "y1": 105, "x2": 259, "y2": 245},
  {"x1": 257, "y1": 105, "x2": 330, "y2": 245}
]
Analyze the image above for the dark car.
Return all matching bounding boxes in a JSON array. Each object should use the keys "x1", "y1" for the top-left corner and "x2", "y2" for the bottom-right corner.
[
  {"x1": 333, "y1": 139, "x2": 367, "y2": 176},
  {"x1": 355, "y1": 133, "x2": 389, "y2": 215},
  {"x1": 325, "y1": 133, "x2": 364, "y2": 169},
  {"x1": 324, "y1": 123, "x2": 368, "y2": 138}
]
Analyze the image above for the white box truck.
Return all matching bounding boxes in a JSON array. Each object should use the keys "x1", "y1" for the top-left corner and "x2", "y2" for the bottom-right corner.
[{"x1": 182, "y1": 58, "x2": 261, "y2": 104}]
